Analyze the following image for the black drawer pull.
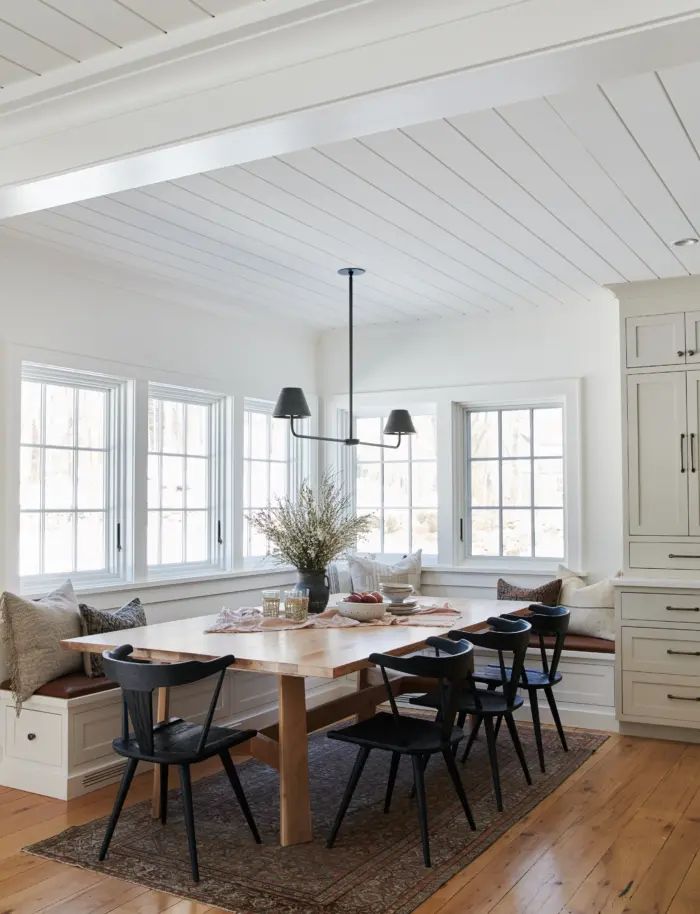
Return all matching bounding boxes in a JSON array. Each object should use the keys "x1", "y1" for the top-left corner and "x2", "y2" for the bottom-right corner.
[
  {"x1": 668, "y1": 554, "x2": 700, "y2": 559},
  {"x1": 667, "y1": 649, "x2": 700, "y2": 656},
  {"x1": 667, "y1": 693, "x2": 700, "y2": 701},
  {"x1": 666, "y1": 605, "x2": 700, "y2": 611},
  {"x1": 27, "y1": 732, "x2": 36, "y2": 741}
]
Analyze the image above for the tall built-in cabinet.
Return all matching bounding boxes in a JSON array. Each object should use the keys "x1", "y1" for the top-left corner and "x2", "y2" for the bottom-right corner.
[{"x1": 616, "y1": 290, "x2": 700, "y2": 737}]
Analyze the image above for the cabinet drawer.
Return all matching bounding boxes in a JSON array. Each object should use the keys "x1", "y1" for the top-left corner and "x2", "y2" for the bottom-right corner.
[
  {"x1": 629, "y1": 542, "x2": 700, "y2": 570},
  {"x1": 622, "y1": 626, "x2": 700, "y2": 675},
  {"x1": 620, "y1": 590, "x2": 700, "y2": 623},
  {"x1": 5, "y1": 707, "x2": 62, "y2": 766},
  {"x1": 623, "y1": 671, "x2": 700, "y2": 726}
]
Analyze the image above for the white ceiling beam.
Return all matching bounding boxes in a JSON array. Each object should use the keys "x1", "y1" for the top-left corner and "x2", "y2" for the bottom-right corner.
[{"x1": 2, "y1": 0, "x2": 700, "y2": 218}]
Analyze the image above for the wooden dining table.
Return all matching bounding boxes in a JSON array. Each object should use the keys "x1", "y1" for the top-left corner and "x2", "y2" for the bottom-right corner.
[{"x1": 61, "y1": 596, "x2": 528, "y2": 846}]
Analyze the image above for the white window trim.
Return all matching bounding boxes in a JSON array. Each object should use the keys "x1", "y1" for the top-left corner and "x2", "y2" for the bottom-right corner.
[
  {"x1": 145, "y1": 382, "x2": 228, "y2": 581},
  {"x1": 18, "y1": 362, "x2": 130, "y2": 593},
  {"x1": 325, "y1": 380, "x2": 582, "y2": 573}
]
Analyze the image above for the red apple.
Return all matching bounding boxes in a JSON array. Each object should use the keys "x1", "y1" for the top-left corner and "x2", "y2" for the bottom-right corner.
[
  {"x1": 370, "y1": 591, "x2": 383, "y2": 602},
  {"x1": 346, "y1": 593, "x2": 362, "y2": 603}
]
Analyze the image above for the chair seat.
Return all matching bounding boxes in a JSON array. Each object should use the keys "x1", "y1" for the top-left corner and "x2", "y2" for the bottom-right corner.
[
  {"x1": 114, "y1": 718, "x2": 256, "y2": 764},
  {"x1": 328, "y1": 711, "x2": 464, "y2": 754},
  {"x1": 411, "y1": 687, "x2": 524, "y2": 716},
  {"x1": 474, "y1": 665, "x2": 562, "y2": 688}
]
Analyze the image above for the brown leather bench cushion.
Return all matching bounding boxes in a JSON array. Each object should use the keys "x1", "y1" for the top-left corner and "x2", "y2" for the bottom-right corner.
[
  {"x1": 1, "y1": 673, "x2": 117, "y2": 699},
  {"x1": 532, "y1": 633, "x2": 615, "y2": 654}
]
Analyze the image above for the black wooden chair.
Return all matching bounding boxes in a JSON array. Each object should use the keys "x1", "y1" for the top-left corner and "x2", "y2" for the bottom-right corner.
[
  {"x1": 326, "y1": 636, "x2": 475, "y2": 867},
  {"x1": 410, "y1": 617, "x2": 532, "y2": 813},
  {"x1": 475, "y1": 605, "x2": 570, "y2": 772},
  {"x1": 99, "y1": 644, "x2": 261, "y2": 882}
]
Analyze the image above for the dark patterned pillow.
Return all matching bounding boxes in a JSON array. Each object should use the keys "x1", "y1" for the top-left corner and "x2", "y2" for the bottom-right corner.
[
  {"x1": 78, "y1": 599, "x2": 146, "y2": 677},
  {"x1": 497, "y1": 578, "x2": 562, "y2": 606}
]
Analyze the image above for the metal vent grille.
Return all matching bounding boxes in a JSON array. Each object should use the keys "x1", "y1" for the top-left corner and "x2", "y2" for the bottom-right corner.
[{"x1": 82, "y1": 760, "x2": 126, "y2": 789}]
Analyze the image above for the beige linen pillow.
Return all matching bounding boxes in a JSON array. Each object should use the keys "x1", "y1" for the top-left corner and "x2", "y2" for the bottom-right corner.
[
  {"x1": 0, "y1": 579, "x2": 82, "y2": 711},
  {"x1": 557, "y1": 565, "x2": 616, "y2": 641},
  {"x1": 348, "y1": 550, "x2": 422, "y2": 593}
]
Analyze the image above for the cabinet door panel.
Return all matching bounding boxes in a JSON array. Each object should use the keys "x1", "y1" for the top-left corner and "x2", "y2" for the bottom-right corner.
[
  {"x1": 627, "y1": 372, "x2": 688, "y2": 535},
  {"x1": 686, "y1": 312, "x2": 700, "y2": 364},
  {"x1": 626, "y1": 313, "x2": 686, "y2": 367},
  {"x1": 687, "y1": 371, "x2": 700, "y2": 534}
]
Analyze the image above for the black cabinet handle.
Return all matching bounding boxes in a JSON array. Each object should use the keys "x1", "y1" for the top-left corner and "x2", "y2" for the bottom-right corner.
[
  {"x1": 459, "y1": 518, "x2": 464, "y2": 542},
  {"x1": 666, "y1": 605, "x2": 700, "y2": 611},
  {"x1": 690, "y1": 349, "x2": 696, "y2": 356},
  {"x1": 27, "y1": 732, "x2": 36, "y2": 741},
  {"x1": 668, "y1": 554, "x2": 700, "y2": 559},
  {"x1": 667, "y1": 693, "x2": 700, "y2": 701},
  {"x1": 117, "y1": 522, "x2": 122, "y2": 552},
  {"x1": 667, "y1": 649, "x2": 700, "y2": 656},
  {"x1": 681, "y1": 433, "x2": 686, "y2": 473},
  {"x1": 217, "y1": 520, "x2": 223, "y2": 546}
]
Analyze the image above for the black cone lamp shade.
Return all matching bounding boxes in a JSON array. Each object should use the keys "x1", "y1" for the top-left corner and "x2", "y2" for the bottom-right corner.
[
  {"x1": 384, "y1": 410, "x2": 416, "y2": 436},
  {"x1": 273, "y1": 387, "x2": 311, "y2": 419},
  {"x1": 274, "y1": 268, "x2": 415, "y2": 448}
]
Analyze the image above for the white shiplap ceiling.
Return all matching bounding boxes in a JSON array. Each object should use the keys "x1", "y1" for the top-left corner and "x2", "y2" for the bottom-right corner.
[
  {"x1": 5, "y1": 59, "x2": 700, "y2": 327},
  {"x1": 0, "y1": 0, "x2": 252, "y2": 89}
]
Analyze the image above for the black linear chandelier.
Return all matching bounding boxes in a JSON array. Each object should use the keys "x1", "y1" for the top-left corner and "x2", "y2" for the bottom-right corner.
[{"x1": 273, "y1": 267, "x2": 416, "y2": 448}]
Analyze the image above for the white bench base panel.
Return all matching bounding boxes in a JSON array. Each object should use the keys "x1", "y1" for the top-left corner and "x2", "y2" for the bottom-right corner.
[{"x1": 0, "y1": 672, "x2": 354, "y2": 800}]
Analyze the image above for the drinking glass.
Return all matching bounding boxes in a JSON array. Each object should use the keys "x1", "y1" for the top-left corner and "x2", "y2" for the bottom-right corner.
[
  {"x1": 284, "y1": 587, "x2": 309, "y2": 622},
  {"x1": 262, "y1": 589, "x2": 281, "y2": 618}
]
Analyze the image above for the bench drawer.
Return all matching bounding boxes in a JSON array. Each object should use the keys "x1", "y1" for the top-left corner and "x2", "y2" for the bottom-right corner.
[
  {"x1": 620, "y1": 591, "x2": 700, "y2": 624},
  {"x1": 5, "y1": 707, "x2": 62, "y2": 766},
  {"x1": 622, "y1": 626, "x2": 700, "y2": 676},
  {"x1": 629, "y1": 542, "x2": 700, "y2": 570},
  {"x1": 622, "y1": 672, "x2": 700, "y2": 725}
]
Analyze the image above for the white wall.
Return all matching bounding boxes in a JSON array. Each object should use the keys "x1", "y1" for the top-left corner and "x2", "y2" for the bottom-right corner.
[
  {"x1": 0, "y1": 233, "x2": 318, "y2": 680},
  {"x1": 317, "y1": 291, "x2": 623, "y2": 585}
]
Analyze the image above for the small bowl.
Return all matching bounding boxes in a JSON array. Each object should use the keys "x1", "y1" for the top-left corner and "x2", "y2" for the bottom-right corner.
[
  {"x1": 336, "y1": 600, "x2": 387, "y2": 622},
  {"x1": 379, "y1": 582, "x2": 414, "y2": 593}
]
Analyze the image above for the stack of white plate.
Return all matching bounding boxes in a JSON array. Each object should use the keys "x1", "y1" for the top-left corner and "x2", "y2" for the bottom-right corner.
[{"x1": 379, "y1": 582, "x2": 418, "y2": 615}]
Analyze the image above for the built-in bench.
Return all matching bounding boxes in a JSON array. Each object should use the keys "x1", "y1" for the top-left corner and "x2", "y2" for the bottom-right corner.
[{"x1": 0, "y1": 666, "x2": 354, "y2": 799}]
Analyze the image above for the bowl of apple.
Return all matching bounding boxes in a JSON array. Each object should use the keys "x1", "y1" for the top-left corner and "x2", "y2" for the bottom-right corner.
[{"x1": 337, "y1": 591, "x2": 387, "y2": 621}]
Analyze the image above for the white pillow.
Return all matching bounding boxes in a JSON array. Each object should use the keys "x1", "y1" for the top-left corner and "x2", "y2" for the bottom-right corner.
[
  {"x1": 557, "y1": 564, "x2": 616, "y2": 641},
  {"x1": 349, "y1": 550, "x2": 422, "y2": 594}
]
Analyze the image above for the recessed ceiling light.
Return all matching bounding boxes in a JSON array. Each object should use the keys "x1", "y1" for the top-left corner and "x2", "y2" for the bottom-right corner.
[{"x1": 673, "y1": 237, "x2": 699, "y2": 247}]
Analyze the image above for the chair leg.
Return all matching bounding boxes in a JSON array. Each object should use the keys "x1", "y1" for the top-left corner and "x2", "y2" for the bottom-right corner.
[
  {"x1": 159, "y1": 764, "x2": 168, "y2": 825},
  {"x1": 411, "y1": 755, "x2": 431, "y2": 867},
  {"x1": 529, "y1": 688, "x2": 546, "y2": 773},
  {"x1": 504, "y1": 713, "x2": 532, "y2": 785},
  {"x1": 482, "y1": 715, "x2": 503, "y2": 812},
  {"x1": 494, "y1": 714, "x2": 503, "y2": 739},
  {"x1": 441, "y1": 748, "x2": 476, "y2": 830},
  {"x1": 460, "y1": 716, "x2": 482, "y2": 763},
  {"x1": 327, "y1": 747, "x2": 370, "y2": 848},
  {"x1": 384, "y1": 752, "x2": 400, "y2": 814},
  {"x1": 544, "y1": 686, "x2": 569, "y2": 752},
  {"x1": 219, "y1": 750, "x2": 262, "y2": 844},
  {"x1": 179, "y1": 765, "x2": 199, "y2": 883},
  {"x1": 99, "y1": 758, "x2": 138, "y2": 861},
  {"x1": 409, "y1": 753, "x2": 430, "y2": 800}
]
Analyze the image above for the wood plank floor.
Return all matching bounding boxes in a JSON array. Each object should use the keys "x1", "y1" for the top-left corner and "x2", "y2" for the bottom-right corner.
[{"x1": 1, "y1": 732, "x2": 699, "y2": 913}]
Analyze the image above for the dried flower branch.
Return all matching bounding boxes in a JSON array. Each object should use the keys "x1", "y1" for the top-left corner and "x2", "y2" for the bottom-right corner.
[{"x1": 248, "y1": 474, "x2": 373, "y2": 572}]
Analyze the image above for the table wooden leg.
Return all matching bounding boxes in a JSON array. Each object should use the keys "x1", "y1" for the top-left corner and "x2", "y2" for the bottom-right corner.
[
  {"x1": 278, "y1": 674, "x2": 312, "y2": 846},
  {"x1": 151, "y1": 686, "x2": 170, "y2": 819},
  {"x1": 356, "y1": 668, "x2": 375, "y2": 722}
]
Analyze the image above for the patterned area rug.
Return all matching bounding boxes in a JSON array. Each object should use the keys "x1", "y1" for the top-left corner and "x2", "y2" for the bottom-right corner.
[{"x1": 26, "y1": 724, "x2": 607, "y2": 914}]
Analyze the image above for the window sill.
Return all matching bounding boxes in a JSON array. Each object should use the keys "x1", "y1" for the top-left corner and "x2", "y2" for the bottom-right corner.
[
  {"x1": 22, "y1": 566, "x2": 296, "y2": 600},
  {"x1": 426, "y1": 564, "x2": 566, "y2": 577}
]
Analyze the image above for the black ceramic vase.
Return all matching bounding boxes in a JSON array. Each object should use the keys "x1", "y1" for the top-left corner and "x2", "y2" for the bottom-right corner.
[{"x1": 297, "y1": 569, "x2": 330, "y2": 613}]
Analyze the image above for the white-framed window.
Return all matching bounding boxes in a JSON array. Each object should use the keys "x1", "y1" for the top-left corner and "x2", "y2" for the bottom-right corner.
[
  {"x1": 242, "y1": 399, "x2": 303, "y2": 560},
  {"x1": 147, "y1": 384, "x2": 225, "y2": 574},
  {"x1": 19, "y1": 363, "x2": 127, "y2": 589},
  {"x1": 354, "y1": 413, "x2": 438, "y2": 558},
  {"x1": 464, "y1": 405, "x2": 565, "y2": 560}
]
